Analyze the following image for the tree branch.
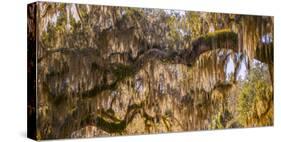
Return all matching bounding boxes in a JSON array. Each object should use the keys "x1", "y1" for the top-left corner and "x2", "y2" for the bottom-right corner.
[
  {"x1": 42, "y1": 30, "x2": 272, "y2": 99},
  {"x1": 79, "y1": 103, "x2": 143, "y2": 134}
]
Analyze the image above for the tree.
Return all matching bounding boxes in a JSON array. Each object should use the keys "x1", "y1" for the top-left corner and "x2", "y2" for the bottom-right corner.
[
  {"x1": 32, "y1": 2, "x2": 274, "y2": 139},
  {"x1": 238, "y1": 61, "x2": 273, "y2": 127}
]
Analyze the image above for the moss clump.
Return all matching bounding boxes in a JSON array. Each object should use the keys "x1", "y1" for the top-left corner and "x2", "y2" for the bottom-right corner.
[{"x1": 200, "y1": 29, "x2": 238, "y2": 48}]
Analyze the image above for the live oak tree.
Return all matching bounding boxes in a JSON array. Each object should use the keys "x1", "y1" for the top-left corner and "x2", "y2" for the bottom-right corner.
[{"x1": 29, "y1": 2, "x2": 273, "y2": 139}]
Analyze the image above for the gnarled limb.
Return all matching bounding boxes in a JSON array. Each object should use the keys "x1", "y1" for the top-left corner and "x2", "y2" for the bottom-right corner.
[
  {"x1": 42, "y1": 30, "x2": 273, "y2": 98},
  {"x1": 81, "y1": 30, "x2": 239, "y2": 97}
]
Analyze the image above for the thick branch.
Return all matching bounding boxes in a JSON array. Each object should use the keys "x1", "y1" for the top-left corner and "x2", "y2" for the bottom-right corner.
[
  {"x1": 43, "y1": 30, "x2": 273, "y2": 99},
  {"x1": 81, "y1": 30, "x2": 238, "y2": 97},
  {"x1": 79, "y1": 103, "x2": 143, "y2": 134}
]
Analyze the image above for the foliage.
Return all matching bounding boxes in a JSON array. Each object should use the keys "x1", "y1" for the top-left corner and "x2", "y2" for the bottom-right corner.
[{"x1": 238, "y1": 61, "x2": 273, "y2": 127}]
